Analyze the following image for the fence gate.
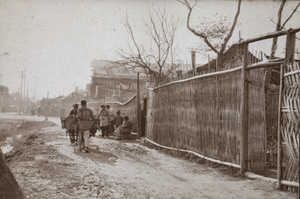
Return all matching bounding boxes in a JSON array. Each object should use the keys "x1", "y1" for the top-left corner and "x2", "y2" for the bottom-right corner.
[{"x1": 277, "y1": 31, "x2": 299, "y2": 190}]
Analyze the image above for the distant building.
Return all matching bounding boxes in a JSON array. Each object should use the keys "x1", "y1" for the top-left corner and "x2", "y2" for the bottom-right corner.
[{"x1": 89, "y1": 59, "x2": 148, "y2": 103}]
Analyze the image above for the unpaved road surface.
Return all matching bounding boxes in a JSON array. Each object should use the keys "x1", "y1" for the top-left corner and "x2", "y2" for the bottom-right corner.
[{"x1": 1, "y1": 113, "x2": 298, "y2": 199}]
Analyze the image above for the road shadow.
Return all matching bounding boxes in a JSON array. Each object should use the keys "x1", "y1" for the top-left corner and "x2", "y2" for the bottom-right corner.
[
  {"x1": 72, "y1": 144, "x2": 118, "y2": 166},
  {"x1": 92, "y1": 135, "x2": 140, "y2": 144}
]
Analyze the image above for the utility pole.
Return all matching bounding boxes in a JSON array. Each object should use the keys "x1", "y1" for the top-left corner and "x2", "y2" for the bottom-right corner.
[
  {"x1": 23, "y1": 73, "x2": 26, "y2": 114},
  {"x1": 137, "y1": 72, "x2": 141, "y2": 138},
  {"x1": 19, "y1": 71, "x2": 24, "y2": 115}
]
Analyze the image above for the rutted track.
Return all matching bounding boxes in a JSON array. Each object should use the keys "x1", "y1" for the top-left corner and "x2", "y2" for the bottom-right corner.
[{"x1": 1, "y1": 114, "x2": 297, "y2": 199}]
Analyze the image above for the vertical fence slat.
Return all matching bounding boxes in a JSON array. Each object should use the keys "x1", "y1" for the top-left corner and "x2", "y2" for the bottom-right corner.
[
  {"x1": 240, "y1": 43, "x2": 249, "y2": 173},
  {"x1": 277, "y1": 64, "x2": 283, "y2": 189}
]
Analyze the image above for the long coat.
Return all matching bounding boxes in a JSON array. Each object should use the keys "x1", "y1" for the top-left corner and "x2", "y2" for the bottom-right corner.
[{"x1": 99, "y1": 109, "x2": 109, "y2": 127}]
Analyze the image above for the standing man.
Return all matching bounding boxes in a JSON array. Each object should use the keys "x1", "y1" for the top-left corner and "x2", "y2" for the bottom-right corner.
[
  {"x1": 106, "y1": 105, "x2": 115, "y2": 136},
  {"x1": 99, "y1": 105, "x2": 109, "y2": 137},
  {"x1": 77, "y1": 100, "x2": 97, "y2": 153},
  {"x1": 69, "y1": 103, "x2": 79, "y2": 144}
]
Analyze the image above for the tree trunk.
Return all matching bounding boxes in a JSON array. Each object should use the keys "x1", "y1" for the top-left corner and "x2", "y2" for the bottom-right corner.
[{"x1": 0, "y1": 149, "x2": 25, "y2": 199}]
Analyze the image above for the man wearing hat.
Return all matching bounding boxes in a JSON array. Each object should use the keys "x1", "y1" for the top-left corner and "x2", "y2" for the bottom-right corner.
[
  {"x1": 106, "y1": 105, "x2": 115, "y2": 136},
  {"x1": 68, "y1": 103, "x2": 79, "y2": 144},
  {"x1": 69, "y1": 103, "x2": 78, "y2": 117},
  {"x1": 77, "y1": 100, "x2": 97, "y2": 153},
  {"x1": 99, "y1": 104, "x2": 109, "y2": 137}
]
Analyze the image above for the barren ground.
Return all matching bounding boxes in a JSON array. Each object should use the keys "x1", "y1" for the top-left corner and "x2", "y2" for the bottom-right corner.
[{"x1": 0, "y1": 113, "x2": 298, "y2": 199}]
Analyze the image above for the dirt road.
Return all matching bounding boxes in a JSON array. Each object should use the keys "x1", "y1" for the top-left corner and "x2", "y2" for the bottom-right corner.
[{"x1": 1, "y1": 114, "x2": 298, "y2": 199}]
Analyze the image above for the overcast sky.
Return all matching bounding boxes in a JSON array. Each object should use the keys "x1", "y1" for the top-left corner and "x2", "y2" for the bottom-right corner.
[{"x1": 0, "y1": 0, "x2": 299, "y2": 100}]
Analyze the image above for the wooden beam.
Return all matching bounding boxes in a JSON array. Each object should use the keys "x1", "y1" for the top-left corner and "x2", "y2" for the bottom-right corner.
[
  {"x1": 246, "y1": 61, "x2": 283, "y2": 70},
  {"x1": 277, "y1": 64, "x2": 283, "y2": 189},
  {"x1": 240, "y1": 43, "x2": 249, "y2": 174},
  {"x1": 239, "y1": 28, "x2": 300, "y2": 45}
]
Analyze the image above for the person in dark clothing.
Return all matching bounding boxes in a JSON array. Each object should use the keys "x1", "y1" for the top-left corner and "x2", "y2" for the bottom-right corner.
[
  {"x1": 77, "y1": 100, "x2": 97, "y2": 153},
  {"x1": 114, "y1": 110, "x2": 123, "y2": 128},
  {"x1": 117, "y1": 115, "x2": 132, "y2": 140},
  {"x1": 99, "y1": 105, "x2": 109, "y2": 137},
  {"x1": 106, "y1": 105, "x2": 115, "y2": 135},
  {"x1": 69, "y1": 103, "x2": 78, "y2": 117},
  {"x1": 68, "y1": 103, "x2": 79, "y2": 144}
]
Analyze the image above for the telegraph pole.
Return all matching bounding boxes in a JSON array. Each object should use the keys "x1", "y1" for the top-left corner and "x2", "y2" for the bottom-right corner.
[
  {"x1": 19, "y1": 71, "x2": 24, "y2": 115},
  {"x1": 137, "y1": 72, "x2": 141, "y2": 138}
]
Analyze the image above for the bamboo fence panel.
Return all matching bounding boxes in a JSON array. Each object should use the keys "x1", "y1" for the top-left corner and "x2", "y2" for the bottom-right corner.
[
  {"x1": 266, "y1": 89, "x2": 279, "y2": 167},
  {"x1": 247, "y1": 68, "x2": 266, "y2": 171},
  {"x1": 279, "y1": 62, "x2": 299, "y2": 191},
  {"x1": 147, "y1": 70, "x2": 242, "y2": 165}
]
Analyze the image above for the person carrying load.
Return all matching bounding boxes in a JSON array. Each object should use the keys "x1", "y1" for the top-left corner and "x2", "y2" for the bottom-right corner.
[{"x1": 77, "y1": 100, "x2": 97, "y2": 153}]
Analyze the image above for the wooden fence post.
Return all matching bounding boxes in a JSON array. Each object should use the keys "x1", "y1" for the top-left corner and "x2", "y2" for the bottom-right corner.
[
  {"x1": 208, "y1": 54, "x2": 211, "y2": 73},
  {"x1": 191, "y1": 51, "x2": 196, "y2": 76},
  {"x1": 277, "y1": 29, "x2": 296, "y2": 189},
  {"x1": 240, "y1": 43, "x2": 249, "y2": 174},
  {"x1": 216, "y1": 54, "x2": 219, "y2": 72}
]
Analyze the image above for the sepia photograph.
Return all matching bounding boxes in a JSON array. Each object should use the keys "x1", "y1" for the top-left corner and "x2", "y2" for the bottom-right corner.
[{"x1": 0, "y1": 0, "x2": 299, "y2": 198}]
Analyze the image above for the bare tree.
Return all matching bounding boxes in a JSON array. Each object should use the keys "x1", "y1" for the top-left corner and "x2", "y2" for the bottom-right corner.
[
  {"x1": 269, "y1": 0, "x2": 300, "y2": 59},
  {"x1": 179, "y1": 0, "x2": 242, "y2": 64},
  {"x1": 264, "y1": 1, "x2": 300, "y2": 89},
  {"x1": 112, "y1": 8, "x2": 179, "y2": 85}
]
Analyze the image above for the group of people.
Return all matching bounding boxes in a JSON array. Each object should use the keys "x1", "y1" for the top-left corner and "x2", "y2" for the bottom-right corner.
[{"x1": 68, "y1": 100, "x2": 132, "y2": 153}]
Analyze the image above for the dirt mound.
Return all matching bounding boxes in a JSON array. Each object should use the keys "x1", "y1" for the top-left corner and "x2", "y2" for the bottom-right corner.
[{"x1": 17, "y1": 121, "x2": 57, "y2": 131}]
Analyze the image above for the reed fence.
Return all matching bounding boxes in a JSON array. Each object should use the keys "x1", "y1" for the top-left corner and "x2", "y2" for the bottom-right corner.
[
  {"x1": 266, "y1": 89, "x2": 279, "y2": 167},
  {"x1": 147, "y1": 66, "x2": 266, "y2": 170},
  {"x1": 278, "y1": 62, "x2": 300, "y2": 191}
]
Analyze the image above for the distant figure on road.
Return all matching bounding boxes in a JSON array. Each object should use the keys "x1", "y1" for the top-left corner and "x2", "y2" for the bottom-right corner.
[
  {"x1": 99, "y1": 105, "x2": 109, "y2": 137},
  {"x1": 114, "y1": 110, "x2": 123, "y2": 128},
  {"x1": 60, "y1": 107, "x2": 65, "y2": 118},
  {"x1": 69, "y1": 103, "x2": 79, "y2": 144},
  {"x1": 77, "y1": 100, "x2": 96, "y2": 153},
  {"x1": 37, "y1": 105, "x2": 41, "y2": 116},
  {"x1": 116, "y1": 115, "x2": 132, "y2": 140}
]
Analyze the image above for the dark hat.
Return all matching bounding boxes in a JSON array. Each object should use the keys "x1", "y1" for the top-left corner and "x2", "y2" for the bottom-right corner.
[
  {"x1": 124, "y1": 115, "x2": 129, "y2": 120},
  {"x1": 73, "y1": 103, "x2": 78, "y2": 108},
  {"x1": 101, "y1": 105, "x2": 105, "y2": 108},
  {"x1": 81, "y1": 100, "x2": 87, "y2": 105},
  {"x1": 106, "y1": 105, "x2": 110, "y2": 108},
  {"x1": 116, "y1": 110, "x2": 120, "y2": 114}
]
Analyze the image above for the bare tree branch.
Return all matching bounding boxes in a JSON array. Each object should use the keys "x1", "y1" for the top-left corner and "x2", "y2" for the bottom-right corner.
[
  {"x1": 179, "y1": 0, "x2": 219, "y2": 54},
  {"x1": 220, "y1": 0, "x2": 242, "y2": 55},
  {"x1": 112, "y1": 8, "x2": 179, "y2": 84},
  {"x1": 281, "y1": 2, "x2": 300, "y2": 28},
  {"x1": 270, "y1": 0, "x2": 285, "y2": 59},
  {"x1": 179, "y1": 0, "x2": 242, "y2": 59}
]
